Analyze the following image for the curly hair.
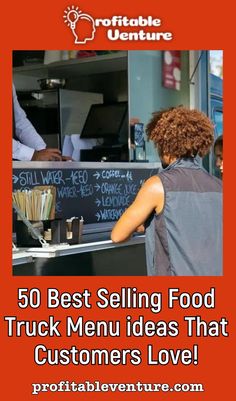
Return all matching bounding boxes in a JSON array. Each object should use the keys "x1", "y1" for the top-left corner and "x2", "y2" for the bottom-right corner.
[{"x1": 146, "y1": 106, "x2": 214, "y2": 158}]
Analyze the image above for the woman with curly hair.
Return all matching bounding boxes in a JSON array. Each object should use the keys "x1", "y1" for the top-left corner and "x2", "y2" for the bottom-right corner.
[{"x1": 111, "y1": 107, "x2": 222, "y2": 276}]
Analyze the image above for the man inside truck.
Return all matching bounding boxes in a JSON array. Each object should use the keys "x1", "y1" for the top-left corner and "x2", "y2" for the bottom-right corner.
[
  {"x1": 12, "y1": 85, "x2": 64, "y2": 161},
  {"x1": 111, "y1": 106, "x2": 222, "y2": 276}
]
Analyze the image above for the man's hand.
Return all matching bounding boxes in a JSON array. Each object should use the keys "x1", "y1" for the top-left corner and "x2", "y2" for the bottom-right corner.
[
  {"x1": 31, "y1": 149, "x2": 62, "y2": 161},
  {"x1": 62, "y1": 155, "x2": 73, "y2": 161}
]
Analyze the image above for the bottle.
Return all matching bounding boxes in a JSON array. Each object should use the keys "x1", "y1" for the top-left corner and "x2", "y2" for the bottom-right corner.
[
  {"x1": 61, "y1": 51, "x2": 69, "y2": 61},
  {"x1": 44, "y1": 51, "x2": 61, "y2": 64},
  {"x1": 69, "y1": 50, "x2": 77, "y2": 59}
]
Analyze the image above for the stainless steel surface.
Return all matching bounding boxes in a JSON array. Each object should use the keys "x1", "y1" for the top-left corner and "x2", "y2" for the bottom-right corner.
[
  {"x1": 38, "y1": 78, "x2": 66, "y2": 89},
  {"x1": 12, "y1": 251, "x2": 33, "y2": 266},
  {"x1": 13, "y1": 161, "x2": 161, "y2": 169},
  {"x1": 17, "y1": 235, "x2": 145, "y2": 259},
  {"x1": 13, "y1": 237, "x2": 147, "y2": 276},
  {"x1": 57, "y1": 236, "x2": 145, "y2": 257}
]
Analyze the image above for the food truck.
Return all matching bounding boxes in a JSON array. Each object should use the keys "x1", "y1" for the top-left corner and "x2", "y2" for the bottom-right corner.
[{"x1": 12, "y1": 50, "x2": 223, "y2": 275}]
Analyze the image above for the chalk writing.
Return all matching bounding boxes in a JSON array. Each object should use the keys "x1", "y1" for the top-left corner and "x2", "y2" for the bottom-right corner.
[{"x1": 13, "y1": 167, "x2": 158, "y2": 224}]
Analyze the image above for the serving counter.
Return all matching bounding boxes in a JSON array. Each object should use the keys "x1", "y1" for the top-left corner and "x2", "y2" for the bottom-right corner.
[
  {"x1": 13, "y1": 235, "x2": 146, "y2": 276},
  {"x1": 12, "y1": 250, "x2": 33, "y2": 266},
  {"x1": 12, "y1": 161, "x2": 160, "y2": 276}
]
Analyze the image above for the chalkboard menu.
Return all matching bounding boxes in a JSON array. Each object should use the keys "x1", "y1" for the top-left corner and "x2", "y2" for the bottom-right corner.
[{"x1": 13, "y1": 167, "x2": 158, "y2": 224}]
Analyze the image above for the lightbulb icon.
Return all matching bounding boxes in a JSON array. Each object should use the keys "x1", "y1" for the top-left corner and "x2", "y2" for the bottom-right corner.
[
  {"x1": 66, "y1": 9, "x2": 79, "y2": 29},
  {"x1": 63, "y1": 6, "x2": 80, "y2": 29}
]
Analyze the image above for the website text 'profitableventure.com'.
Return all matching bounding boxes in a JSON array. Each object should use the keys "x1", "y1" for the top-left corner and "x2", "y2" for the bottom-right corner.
[{"x1": 32, "y1": 380, "x2": 204, "y2": 395}]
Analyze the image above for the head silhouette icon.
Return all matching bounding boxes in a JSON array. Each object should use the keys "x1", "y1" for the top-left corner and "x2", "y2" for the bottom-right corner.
[{"x1": 64, "y1": 6, "x2": 96, "y2": 44}]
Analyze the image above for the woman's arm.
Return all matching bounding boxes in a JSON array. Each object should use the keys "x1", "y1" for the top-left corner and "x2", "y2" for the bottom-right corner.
[{"x1": 111, "y1": 176, "x2": 164, "y2": 243}]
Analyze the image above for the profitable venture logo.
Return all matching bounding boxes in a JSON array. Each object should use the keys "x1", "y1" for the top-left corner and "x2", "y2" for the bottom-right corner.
[
  {"x1": 63, "y1": 5, "x2": 173, "y2": 44},
  {"x1": 63, "y1": 6, "x2": 96, "y2": 44}
]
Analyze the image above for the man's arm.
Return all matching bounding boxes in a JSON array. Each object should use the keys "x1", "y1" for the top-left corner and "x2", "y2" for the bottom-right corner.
[
  {"x1": 12, "y1": 86, "x2": 68, "y2": 161},
  {"x1": 13, "y1": 138, "x2": 64, "y2": 161},
  {"x1": 13, "y1": 86, "x2": 46, "y2": 150},
  {"x1": 13, "y1": 138, "x2": 36, "y2": 161},
  {"x1": 111, "y1": 176, "x2": 164, "y2": 243}
]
